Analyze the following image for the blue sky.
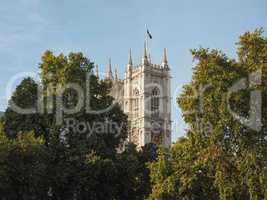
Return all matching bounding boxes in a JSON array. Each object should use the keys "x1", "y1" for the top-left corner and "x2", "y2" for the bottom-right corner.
[{"x1": 0, "y1": 0, "x2": 266, "y2": 141}]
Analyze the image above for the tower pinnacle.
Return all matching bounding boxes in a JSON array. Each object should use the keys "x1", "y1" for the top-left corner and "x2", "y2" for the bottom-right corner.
[
  {"x1": 161, "y1": 48, "x2": 168, "y2": 68},
  {"x1": 148, "y1": 53, "x2": 151, "y2": 63},
  {"x1": 128, "y1": 48, "x2": 133, "y2": 66},
  {"x1": 115, "y1": 68, "x2": 118, "y2": 81},
  {"x1": 142, "y1": 42, "x2": 149, "y2": 65},
  {"x1": 105, "y1": 58, "x2": 113, "y2": 80}
]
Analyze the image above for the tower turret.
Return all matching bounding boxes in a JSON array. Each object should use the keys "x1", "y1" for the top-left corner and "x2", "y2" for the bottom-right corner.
[
  {"x1": 161, "y1": 48, "x2": 169, "y2": 69},
  {"x1": 126, "y1": 49, "x2": 133, "y2": 79},
  {"x1": 148, "y1": 52, "x2": 152, "y2": 64},
  {"x1": 115, "y1": 68, "x2": 118, "y2": 81},
  {"x1": 128, "y1": 48, "x2": 133, "y2": 67},
  {"x1": 105, "y1": 58, "x2": 113, "y2": 80},
  {"x1": 121, "y1": 45, "x2": 171, "y2": 149},
  {"x1": 141, "y1": 42, "x2": 149, "y2": 65}
]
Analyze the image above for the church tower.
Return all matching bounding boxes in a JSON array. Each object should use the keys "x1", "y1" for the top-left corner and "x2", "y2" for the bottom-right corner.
[{"x1": 122, "y1": 44, "x2": 171, "y2": 148}]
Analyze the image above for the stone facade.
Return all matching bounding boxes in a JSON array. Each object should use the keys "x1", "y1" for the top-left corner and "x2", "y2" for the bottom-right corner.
[{"x1": 99, "y1": 45, "x2": 171, "y2": 148}]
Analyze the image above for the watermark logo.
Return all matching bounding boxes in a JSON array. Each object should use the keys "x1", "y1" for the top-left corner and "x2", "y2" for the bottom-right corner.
[
  {"x1": 64, "y1": 117, "x2": 124, "y2": 137},
  {"x1": 5, "y1": 68, "x2": 264, "y2": 135},
  {"x1": 227, "y1": 69, "x2": 262, "y2": 131}
]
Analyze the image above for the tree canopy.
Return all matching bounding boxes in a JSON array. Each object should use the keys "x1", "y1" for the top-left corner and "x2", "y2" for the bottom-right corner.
[
  {"x1": 1, "y1": 51, "x2": 156, "y2": 199},
  {"x1": 148, "y1": 29, "x2": 267, "y2": 200}
]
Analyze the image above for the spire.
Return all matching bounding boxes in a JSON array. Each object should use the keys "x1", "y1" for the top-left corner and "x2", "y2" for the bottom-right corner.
[
  {"x1": 144, "y1": 41, "x2": 148, "y2": 58},
  {"x1": 128, "y1": 48, "x2": 133, "y2": 66},
  {"x1": 95, "y1": 64, "x2": 99, "y2": 78},
  {"x1": 142, "y1": 42, "x2": 149, "y2": 65},
  {"x1": 161, "y1": 48, "x2": 168, "y2": 68},
  {"x1": 105, "y1": 58, "x2": 113, "y2": 80},
  {"x1": 148, "y1": 53, "x2": 151, "y2": 63},
  {"x1": 115, "y1": 68, "x2": 118, "y2": 81},
  {"x1": 126, "y1": 49, "x2": 133, "y2": 78},
  {"x1": 108, "y1": 58, "x2": 112, "y2": 72}
]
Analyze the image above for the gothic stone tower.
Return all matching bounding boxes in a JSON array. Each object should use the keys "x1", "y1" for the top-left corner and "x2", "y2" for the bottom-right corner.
[
  {"x1": 103, "y1": 45, "x2": 171, "y2": 148},
  {"x1": 121, "y1": 45, "x2": 171, "y2": 148}
]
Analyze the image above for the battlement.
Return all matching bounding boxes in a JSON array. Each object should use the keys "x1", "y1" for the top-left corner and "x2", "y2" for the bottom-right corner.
[{"x1": 130, "y1": 63, "x2": 169, "y2": 73}]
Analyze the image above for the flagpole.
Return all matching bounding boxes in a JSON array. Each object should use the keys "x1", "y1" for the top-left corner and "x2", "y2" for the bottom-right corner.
[{"x1": 145, "y1": 24, "x2": 148, "y2": 52}]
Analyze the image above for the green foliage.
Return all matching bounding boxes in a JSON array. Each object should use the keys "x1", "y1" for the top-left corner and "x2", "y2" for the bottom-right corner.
[
  {"x1": 39, "y1": 51, "x2": 128, "y2": 156},
  {"x1": 114, "y1": 143, "x2": 157, "y2": 200},
  {"x1": 148, "y1": 29, "x2": 267, "y2": 199},
  {"x1": 1, "y1": 51, "x2": 154, "y2": 199},
  {"x1": 4, "y1": 78, "x2": 48, "y2": 139},
  {"x1": 0, "y1": 124, "x2": 47, "y2": 199}
]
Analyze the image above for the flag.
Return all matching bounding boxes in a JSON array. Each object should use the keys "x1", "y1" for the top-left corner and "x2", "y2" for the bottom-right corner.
[{"x1": 147, "y1": 29, "x2": 152, "y2": 39}]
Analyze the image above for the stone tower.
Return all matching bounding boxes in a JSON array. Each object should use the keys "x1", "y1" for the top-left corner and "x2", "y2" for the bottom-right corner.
[{"x1": 121, "y1": 44, "x2": 172, "y2": 148}]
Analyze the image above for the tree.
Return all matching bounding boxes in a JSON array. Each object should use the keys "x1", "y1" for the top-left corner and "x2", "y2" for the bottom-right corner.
[
  {"x1": 148, "y1": 137, "x2": 218, "y2": 200},
  {"x1": 148, "y1": 29, "x2": 267, "y2": 199},
  {"x1": 0, "y1": 122, "x2": 48, "y2": 199},
  {"x1": 1, "y1": 51, "x2": 128, "y2": 199},
  {"x1": 115, "y1": 143, "x2": 158, "y2": 200},
  {"x1": 2, "y1": 50, "x2": 157, "y2": 199},
  {"x1": 38, "y1": 51, "x2": 129, "y2": 199},
  {"x1": 4, "y1": 78, "x2": 48, "y2": 139},
  {"x1": 39, "y1": 51, "x2": 128, "y2": 157}
]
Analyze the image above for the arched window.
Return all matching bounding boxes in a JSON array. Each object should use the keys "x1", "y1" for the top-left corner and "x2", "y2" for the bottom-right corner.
[
  {"x1": 151, "y1": 87, "x2": 160, "y2": 114},
  {"x1": 133, "y1": 89, "x2": 139, "y2": 118}
]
